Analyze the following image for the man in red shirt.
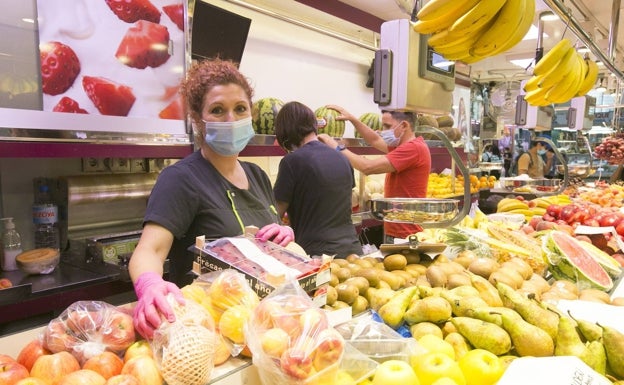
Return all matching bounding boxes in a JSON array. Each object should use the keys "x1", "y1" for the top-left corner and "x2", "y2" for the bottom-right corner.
[{"x1": 318, "y1": 105, "x2": 431, "y2": 242}]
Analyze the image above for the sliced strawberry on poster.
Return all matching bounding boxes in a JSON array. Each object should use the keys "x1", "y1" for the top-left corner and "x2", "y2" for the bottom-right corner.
[
  {"x1": 40, "y1": 41, "x2": 81, "y2": 96},
  {"x1": 82, "y1": 76, "x2": 136, "y2": 117},
  {"x1": 104, "y1": 0, "x2": 161, "y2": 24},
  {"x1": 115, "y1": 20, "x2": 171, "y2": 69},
  {"x1": 159, "y1": 95, "x2": 184, "y2": 120},
  {"x1": 163, "y1": 3, "x2": 184, "y2": 31},
  {"x1": 53, "y1": 96, "x2": 88, "y2": 114}
]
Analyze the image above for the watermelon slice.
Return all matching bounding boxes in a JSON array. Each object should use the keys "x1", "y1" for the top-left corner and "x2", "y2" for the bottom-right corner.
[
  {"x1": 544, "y1": 231, "x2": 613, "y2": 291},
  {"x1": 577, "y1": 240, "x2": 622, "y2": 279}
]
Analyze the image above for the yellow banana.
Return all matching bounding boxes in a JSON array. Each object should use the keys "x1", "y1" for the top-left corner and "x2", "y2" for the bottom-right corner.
[
  {"x1": 524, "y1": 85, "x2": 552, "y2": 106},
  {"x1": 470, "y1": 0, "x2": 526, "y2": 56},
  {"x1": 486, "y1": 0, "x2": 536, "y2": 57},
  {"x1": 576, "y1": 58, "x2": 599, "y2": 97},
  {"x1": 417, "y1": 0, "x2": 481, "y2": 22},
  {"x1": 523, "y1": 73, "x2": 545, "y2": 93},
  {"x1": 429, "y1": 26, "x2": 480, "y2": 49},
  {"x1": 448, "y1": 0, "x2": 508, "y2": 37},
  {"x1": 538, "y1": 46, "x2": 578, "y2": 90},
  {"x1": 505, "y1": 208, "x2": 535, "y2": 216},
  {"x1": 548, "y1": 53, "x2": 584, "y2": 103},
  {"x1": 530, "y1": 207, "x2": 547, "y2": 216},
  {"x1": 433, "y1": 20, "x2": 495, "y2": 58},
  {"x1": 533, "y1": 38, "x2": 573, "y2": 76},
  {"x1": 545, "y1": 71, "x2": 577, "y2": 103},
  {"x1": 413, "y1": 0, "x2": 482, "y2": 34}
]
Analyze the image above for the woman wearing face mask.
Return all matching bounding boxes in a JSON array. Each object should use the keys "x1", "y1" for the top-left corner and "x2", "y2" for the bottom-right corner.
[
  {"x1": 273, "y1": 101, "x2": 362, "y2": 258},
  {"x1": 318, "y1": 105, "x2": 431, "y2": 243},
  {"x1": 128, "y1": 59, "x2": 294, "y2": 339},
  {"x1": 516, "y1": 140, "x2": 554, "y2": 178}
]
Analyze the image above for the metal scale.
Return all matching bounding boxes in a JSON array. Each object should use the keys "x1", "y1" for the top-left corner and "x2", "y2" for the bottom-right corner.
[{"x1": 368, "y1": 18, "x2": 471, "y2": 255}]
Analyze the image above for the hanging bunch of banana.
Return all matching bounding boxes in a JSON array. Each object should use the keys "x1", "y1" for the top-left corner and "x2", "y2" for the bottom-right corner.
[
  {"x1": 413, "y1": 0, "x2": 536, "y2": 64},
  {"x1": 523, "y1": 38, "x2": 600, "y2": 106}
]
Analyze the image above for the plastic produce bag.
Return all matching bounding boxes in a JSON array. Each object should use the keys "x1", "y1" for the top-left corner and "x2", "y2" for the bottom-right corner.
[
  {"x1": 151, "y1": 293, "x2": 218, "y2": 385},
  {"x1": 42, "y1": 300, "x2": 136, "y2": 364},
  {"x1": 245, "y1": 278, "x2": 346, "y2": 384}
]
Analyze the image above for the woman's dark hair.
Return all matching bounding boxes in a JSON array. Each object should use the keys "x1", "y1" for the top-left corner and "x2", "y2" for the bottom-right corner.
[{"x1": 275, "y1": 101, "x2": 317, "y2": 151}]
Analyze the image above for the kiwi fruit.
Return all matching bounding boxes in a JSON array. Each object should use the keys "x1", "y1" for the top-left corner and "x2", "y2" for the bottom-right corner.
[
  {"x1": 425, "y1": 264, "x2": 448, "y2": 288},
  {"x1": 404, "y1": 253, "x2": 421, "y2": 265},
  {"x1": 332, "y1": 300, "x2": 350, "y2": 310},
  {"x1": 353, "y1": 258, "x2": 374, "y2": 269},
  {"x1": 447, "y1": 272, "x2": 472, "y2": 289},
  {"x1": 325, "y1": 285, "x2": 337, "y2": 306},
  {"x1": 334, "y1": 267, "x2": 352, "y2": 282},
  {"x1": 468, "y1": 258, "x2": 499, "y2": 279},
  {"x1": 353, "y1": 268, "x2": 381, "y2": 287},
  {"x1": 335, "y1": 283, "x2": 360, "y2": 305},
  {"x1": 406, "y1": 263, "x2": 427, "y2": 276},
  {"x1": 437, "y1": 261, "x2": 466, "y2": 276},
  {"x1": 374, "y1": 262, "x2": 386, "y2": 270},
  {"x1": 344, "y1": 276, "x2": 370, "y2": 296},
  {"x1": 329, "y1": 273, "x2": 339, "y2": 287},
  {"x1": 351, "y1": 295, "x2": 369, "y2": 316},
  {"x1": 454, "y1": 255, "x2": 475, "y2": 269},
  {"x1": 502, "y1": 258, "x2": 533, "y2": 280},
  {"x1": 383, "y1": 254, "x2": 408, "y2": 271},
  {"x1": 346, "y1": 254, "x2": 359, "y2": 263},
  {"x1": 392, "y1": 270, "x2": 416, "y2": 286}
]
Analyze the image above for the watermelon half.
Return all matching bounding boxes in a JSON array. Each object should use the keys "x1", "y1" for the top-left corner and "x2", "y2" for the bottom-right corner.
[{"x1": 544, "y1": 231, "x2": 613, "y2": 291}]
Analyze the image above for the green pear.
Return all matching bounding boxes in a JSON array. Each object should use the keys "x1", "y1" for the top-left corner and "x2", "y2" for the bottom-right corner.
[
  {"x1": 440, "y1": 290, "x2": 488, "y2": 317},
  {"x1": 465, "y1": 306, "x2": 522, "y2": 327},
  {"x1": 568, "y1": 311, "x2": 603, "y2": 342},
  {"x1": 378, "y1": 286, "x2": 419, "y2": 329},
  {"x1": 404, "y1": 295, "x2": 452, "y2": 324},
  {"x1": 554, "y1": 315, "x2": 588, "y2": 357},
  {"x1": 451, "y1": 316, "x2": 511, "y2": 355},
  {"x1": 581, "y1": 340, "x2": 607, "y2": 375},
  {"x1": 368, "y1": 287, "x2": 396, "y2": 311},
  {"x1": 600, "y1": 323, "x2": 624, "y2": 378},
  {"x1": 497, "y1": 282, "x2": 559, "y2": 340},
  {"x1": 444, "y1": 331, "x2": 471, "y2": 360},
  {"x1": 499, "y1": 310, "x2": 554, "y2": 357}
]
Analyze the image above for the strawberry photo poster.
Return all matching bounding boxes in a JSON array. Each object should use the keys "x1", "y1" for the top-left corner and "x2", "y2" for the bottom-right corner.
[{"x1": 37, "y1": 0, "x2": 185, "y2": 120}]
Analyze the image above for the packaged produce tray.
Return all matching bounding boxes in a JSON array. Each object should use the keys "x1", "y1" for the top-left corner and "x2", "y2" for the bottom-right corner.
[{"x1": 191, "y1": 235, "x2": 331, "y2": 298}]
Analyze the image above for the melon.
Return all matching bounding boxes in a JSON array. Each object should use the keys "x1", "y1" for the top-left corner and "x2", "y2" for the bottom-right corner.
[
  {"x1": 436, "y1": 115, "x2": 454, "y2": 128},
  {"x1": 358, "y1": 112, "x2": 382, "y2": 138},
  {"x1": 315, "y1": 106, "x2": 345, "y2": 137},
  {"x1": 417, "y1": 114, "x2": 439, "y2": 128},
  {"x1": 544, "y1": 231, "x2": 613, "y2": 291},
  {"x1": 252, "y1": 97, "x2": 284, "y2": 135}
]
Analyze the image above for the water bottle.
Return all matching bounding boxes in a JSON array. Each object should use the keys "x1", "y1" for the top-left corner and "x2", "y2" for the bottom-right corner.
[
  {"x1": 33, "y1": 185, "x2": 60, "y2": 250},
  {"x1": 2, "y1": 217, "x2": 22, "y2": 271}
]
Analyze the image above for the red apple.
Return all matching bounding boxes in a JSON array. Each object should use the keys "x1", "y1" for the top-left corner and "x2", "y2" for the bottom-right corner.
[
  {"x1": 66, "y1": 310, "x2": 104, "y2": 335},
  {"x1": 30, "y1": 352, "x2": 80, "y2": 385},
  {"x1": 104, "y1": 375, "x2": 140, "y2": 385},
  {"x1": 101, "y1": 312, "x2": 135, "y2": 352},
  {"x1": 82, "y1": 352, "x2": 124, "y2": 380},
  {"x1": 299, "y1": 308, "x2": 327, "y2": 336},
  {"x1": 42, "y1": 319, "x2": 81, "y2": 354},
  {"x1": 280, "y1": 348, "x2": 314, "y2": 380},
  {"x1": 57, "y1": 370, "x2": 105, "y2": 385},
  {"x1": 0, "y1": 279, "x2": 12, "y2": 289},
  {"x1": 17, "y1": 339, "x2": 51, "y2": 372},
  {"x1": 121, "y1": 356, "x2": 162, "y2": 385},
  {"x1": 123, "y1": 341, "x2": 153, "y2": 363},
  {"x1": 312, "y1": 329, "x2": 344, "y2": 371},
  {"x1": 0, "y1": 357, "x2": 15, "y2": 366},
  {"x1": 0, "y1": 361, "x2": 29, "y2": 385}
]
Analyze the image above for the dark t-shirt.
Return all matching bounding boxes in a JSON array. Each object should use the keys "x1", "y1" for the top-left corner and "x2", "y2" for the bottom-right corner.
[
  {"x1": 273, "y1": 141, "x2": 361, "y2": 258},
  {"x1": 144, "y1": 151, "x2": 279, "y2": 285}
]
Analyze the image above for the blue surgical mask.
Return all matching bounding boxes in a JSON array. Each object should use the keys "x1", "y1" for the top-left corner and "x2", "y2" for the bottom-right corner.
[
  {"x1": 537, "y1": 149, "x2": 546, "y2": 155},
  {"x1": 203, "y1": 117, "x2": 254, "y2": 156},
  {"x1": 379, "y1": 123, "x2": 401, "y2": 147}
]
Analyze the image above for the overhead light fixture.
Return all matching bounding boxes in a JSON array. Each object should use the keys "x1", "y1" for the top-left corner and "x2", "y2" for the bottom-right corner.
[
  {"x1": 540, "y1": 13, "x2": 560, "y2": 21},
  {"x1": 577, "y1": 47, "x2": 590, "y2": 53}
]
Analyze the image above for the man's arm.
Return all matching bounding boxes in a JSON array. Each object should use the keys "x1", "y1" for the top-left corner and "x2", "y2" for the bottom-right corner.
[
  {"x1": 326, "y1": 105, "x2": 388, "y2": 153},
  {"x1": 318, "y1": 134, "x2": 396, "y2": 175}
]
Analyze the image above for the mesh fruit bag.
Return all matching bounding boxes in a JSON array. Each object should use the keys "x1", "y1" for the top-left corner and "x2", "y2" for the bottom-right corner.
[{"x1": 152, "y1": 294, "x2": 217, "y2": 385}]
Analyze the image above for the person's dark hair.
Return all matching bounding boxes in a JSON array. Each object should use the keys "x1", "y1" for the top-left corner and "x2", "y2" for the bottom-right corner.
[
  {"x1": 530, "y1": 140, "x2": 547, "y2": 148},
  {"x1": 180, "y1": 58, "x2": 254, "y2": 128},
  {"x1": 491, "y1": 145, "x2": 501, "y2": 156},
  {"x1": 275, "y1": 101, "x2": 317, "y2": 151},
  {"x1": 382, "y1": 110, "x2": 416, "y2": 129}
]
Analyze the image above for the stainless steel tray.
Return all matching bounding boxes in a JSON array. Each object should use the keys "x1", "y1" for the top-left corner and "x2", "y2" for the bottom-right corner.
[{"x1": 370, "y1": 198, "x2": 459, "y2": 224}]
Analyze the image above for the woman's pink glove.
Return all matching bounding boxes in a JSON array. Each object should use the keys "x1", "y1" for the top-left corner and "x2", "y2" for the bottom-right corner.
[
  {"x1": 256, "y1": 223, "x2": 295, "y2": 246},
  {"x1": 133, "y1": 272, "x2": 185, "y2": 339}
]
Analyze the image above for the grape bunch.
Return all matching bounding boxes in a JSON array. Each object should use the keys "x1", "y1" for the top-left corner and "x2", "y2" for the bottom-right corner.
[{"x1": 594, "y1": 134, "x2": 624, "y2": 164}]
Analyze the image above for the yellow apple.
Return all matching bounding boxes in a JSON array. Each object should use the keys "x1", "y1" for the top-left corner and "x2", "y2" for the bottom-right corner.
[
  {"x1": 458, "y1": 349, "x2": 504, "y2": 385},
  {"x1": 372, "y1": 360, "x2": 419, "y2": 385},
  {"x1": 411, "y1": 352, "x2": 466, "y2": 385},
  {"x1": 416, "y1": 335, "x2": 455, "y2": 360},
  {"x1": 431, "y1": 378, "x2": 461, "y2": 385},
  {"x1": 260, "y1": 328, "x2": 290, "y2": 358}
]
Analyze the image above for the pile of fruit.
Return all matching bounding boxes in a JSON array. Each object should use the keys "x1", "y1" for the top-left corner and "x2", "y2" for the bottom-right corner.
[
  {"x1": 427, "y1": 173, "x2": 494, "y2": 198},
  {"x1": 523, "y1": 38, "x2": 599, "y2": 106},
  {"x1": 594, "y1": 133, "x2": 624, "y2": 165},
  {"x1": 413, "y1": 0, "x2": 536, "y2": 64},
  {"x1": 495, "y1": 194, "x2": 571, "y2": 222}
]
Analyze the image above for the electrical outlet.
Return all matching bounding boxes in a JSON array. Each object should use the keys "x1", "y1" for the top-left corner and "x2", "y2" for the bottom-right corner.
[
  {"x1": 110, "y1": 158, "x2": 131, "y2": 172},
  {"x1": 130, "y1": 158, "x2": 147, "y2": 172},
  {"x1": 82, "y1": 157, "x2": 105, "y2": 172}
]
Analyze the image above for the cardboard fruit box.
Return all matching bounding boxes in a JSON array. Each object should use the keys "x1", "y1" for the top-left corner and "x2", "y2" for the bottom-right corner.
[{"x1": 191, "y1": 235, "x2": 331, "y2": 299}]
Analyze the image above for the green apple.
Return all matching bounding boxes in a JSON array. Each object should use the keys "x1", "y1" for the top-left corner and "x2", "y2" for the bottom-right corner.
[
  {"x1": 412, "y1": 352, "x2": 466, "y2": 385},
  {"x1": 372, "y1": 360, "x2": 419, "y2": 385},
  {"x1": 416, "y1": 335, "x2": 456, "y2": 360},
  {"x1": 458, "y1": 349, "x2": 504, "y2": 385}
]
